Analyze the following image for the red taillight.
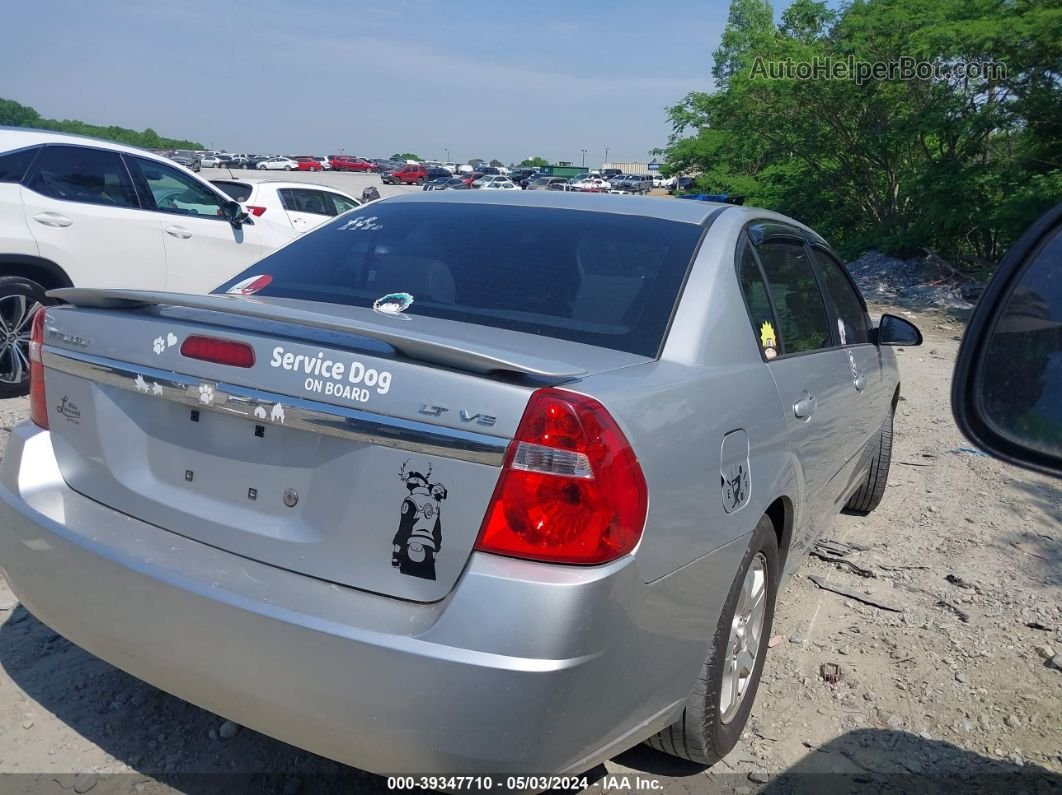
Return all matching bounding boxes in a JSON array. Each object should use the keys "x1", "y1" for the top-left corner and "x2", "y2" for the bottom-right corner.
[
  {"x1": 247, "y1": 205, "x2": 267, "y2": 217},
  {"x1": 29, "y1": 308, "x2": 48, "y2": 429},
  {"x1": 475, "y1": 388, "x2": 648, "y2": 565},
  {"x1": 179, "y1": 336, "x2": 255, "y2": 368}
]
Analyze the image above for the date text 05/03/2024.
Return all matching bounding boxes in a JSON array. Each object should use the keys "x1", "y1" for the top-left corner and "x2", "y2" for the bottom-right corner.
[{"x1": 385, "y1": 775, "x2": 662, "y2": 791}]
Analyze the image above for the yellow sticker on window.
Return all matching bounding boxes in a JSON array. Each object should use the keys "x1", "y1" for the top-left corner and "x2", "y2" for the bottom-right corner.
[{"x1": 760, "y1": 321, "x2": 778, "y2": 359}]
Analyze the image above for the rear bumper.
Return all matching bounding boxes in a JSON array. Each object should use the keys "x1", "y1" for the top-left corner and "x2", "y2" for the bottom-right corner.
[{"x1": 0, "y1": 422, "x2": 713, "y2": 775}]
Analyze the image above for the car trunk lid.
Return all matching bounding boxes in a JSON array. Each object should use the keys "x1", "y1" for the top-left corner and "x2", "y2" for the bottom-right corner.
[{"x1": 38, "y1": 294, "x2": 648, "y2": 602}]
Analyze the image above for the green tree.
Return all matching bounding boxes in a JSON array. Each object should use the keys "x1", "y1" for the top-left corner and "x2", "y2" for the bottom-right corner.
[
  {"x1": 520, "y1": 156, "x2": 550, "y2": 168},
  {"x1": 657, "y1": 0, "x2": 1061, "y2": 266},
  {"x1": 391, "y1": 152, "x2": 422, "y2": 161},
  {"x1": 489, "y1": 158, "x2": 504, "y2": 168},
  {"x1": 0, "y1": 98, "x2": 41, "y2": 128},
  {"x1": 0, "y1": 97, "x2": 203, "y2": 149},
  {"x1": 712, "y1": 0, "x2": 775, "y2": 88}
]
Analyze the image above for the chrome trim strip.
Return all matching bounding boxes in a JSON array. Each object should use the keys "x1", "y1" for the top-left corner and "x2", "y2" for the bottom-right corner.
[{"x1": 43, "y1": 348, "x2": 508, "y2": 466}]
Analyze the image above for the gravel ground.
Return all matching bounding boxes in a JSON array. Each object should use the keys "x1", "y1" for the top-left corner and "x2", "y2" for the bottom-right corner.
[{"x1": 0, "y1": 300, "x2": 1059, "y2": 794}]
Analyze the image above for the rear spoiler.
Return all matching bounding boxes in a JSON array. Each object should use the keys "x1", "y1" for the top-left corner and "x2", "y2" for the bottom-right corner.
[{"x1": 47, "y1": 288, "x2": 586, "y2": 380}]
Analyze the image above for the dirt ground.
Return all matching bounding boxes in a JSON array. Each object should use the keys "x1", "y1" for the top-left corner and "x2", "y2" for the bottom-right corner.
[{"x1": 0, "y1": 302, "x2": 1059, "y2": 795}]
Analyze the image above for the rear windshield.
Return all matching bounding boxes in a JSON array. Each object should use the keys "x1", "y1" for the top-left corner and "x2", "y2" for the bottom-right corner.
[
  {"x1": 215, "y1": 202, "x2": 704, "y2": 357},
  {"x1": 211, "y1": 180, "x2": 252, "y2": 202}
]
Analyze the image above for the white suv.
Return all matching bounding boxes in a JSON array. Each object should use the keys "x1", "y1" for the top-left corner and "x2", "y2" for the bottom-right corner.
[
  {"x1": 0, "y1": 129, "x2": 273, "y2": 396},
  {"x1": 210, "y1": 178, "x2": 360, "y2": 240}
]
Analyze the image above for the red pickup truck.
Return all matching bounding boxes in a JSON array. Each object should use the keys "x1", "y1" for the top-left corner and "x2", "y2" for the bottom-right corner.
[{"x1": 382, "y1": 164, "x2": 428, "y2": 185}]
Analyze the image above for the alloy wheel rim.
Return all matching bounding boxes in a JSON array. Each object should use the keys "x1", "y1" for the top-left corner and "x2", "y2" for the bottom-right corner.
[
  {"x1": 0, "y1": 294, "x2": 41, "y2": 385},
  {"x1": 720, "y1": 552, "x2": 768, "y2": 724}
]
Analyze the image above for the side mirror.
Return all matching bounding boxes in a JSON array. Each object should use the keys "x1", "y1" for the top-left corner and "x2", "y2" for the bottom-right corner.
[
  {"x1": 953, "y1": 203, "x2": 1062, "y2": 477},
  {"x1": 223, "y1": 200, "x2": 250, "y2": 228},
  {"x1": 876, "y1": 313, "x2": 923, "y2": 346}
]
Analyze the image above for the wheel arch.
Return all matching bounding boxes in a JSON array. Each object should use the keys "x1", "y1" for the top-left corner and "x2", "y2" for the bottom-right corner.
[
  {"x1": 764, "y1": 495, "x2": 794, "y2": 571},
  {"x1": 0, "y1": 255, "x2": 75, "y2": 291}
]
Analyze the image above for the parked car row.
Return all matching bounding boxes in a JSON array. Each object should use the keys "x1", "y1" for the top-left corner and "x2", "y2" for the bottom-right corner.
[{"x1": 0, "y1": 130, "x2": 364, "y2": 397}]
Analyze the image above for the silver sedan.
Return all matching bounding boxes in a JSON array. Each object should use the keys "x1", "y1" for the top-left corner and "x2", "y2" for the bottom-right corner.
[{"x1": 0, "y1": 191, "x2": 921, "y2": 776}]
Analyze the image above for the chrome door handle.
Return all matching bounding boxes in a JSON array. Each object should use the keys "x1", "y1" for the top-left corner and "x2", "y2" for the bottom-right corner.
[
  {"x1": 165, "y1": 225, "x2": 192, "y2": 239},
  {"x1": 33, "y1": 212, "x2": 72, "y2": 228},
  {"x1": 853, "y1": 376, "x2": 866, "y2": 392},
  {"x1": 793, "y1": 391, "x2": 817, "y2": 419}
]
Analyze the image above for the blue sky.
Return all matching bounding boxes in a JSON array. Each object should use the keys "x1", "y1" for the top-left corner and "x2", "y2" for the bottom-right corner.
[{"x1": 2, "y1": 0, "x2": 780, "y2": 164}]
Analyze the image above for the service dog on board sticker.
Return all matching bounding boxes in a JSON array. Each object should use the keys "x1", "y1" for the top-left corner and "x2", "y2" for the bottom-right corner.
[{"x1": 392, "y1": 460, "x2": 448, "y2": 580}]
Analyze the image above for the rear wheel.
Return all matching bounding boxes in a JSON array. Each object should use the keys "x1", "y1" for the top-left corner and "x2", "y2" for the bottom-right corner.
[
  {"x1": 646, "y1": 513, "x2": 780, "y2": 765},
  {"x1": 284, "y1": 165, "x2": 292, "y2": 171},
  {"x1": 844, "y1": 409, "x2": 894, "y2": 515},
  {"x1": 0, "y1": 276, "x2": 50, "y2": 398}
]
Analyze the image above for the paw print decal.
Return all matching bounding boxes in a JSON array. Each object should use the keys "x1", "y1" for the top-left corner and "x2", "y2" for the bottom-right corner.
[
  {"x1": 134, "y1": 374, "x2": 149, "y2": 393},
  {"x1": 270, "y1": 403, "x2": 286, "y2": 423},
  {"x1": 254, "y1": 406, "x2": 267, "y2": 420},
  {"x1": 198, "y1": 384, "x2": 214, "y2": 405},
  {"x1": 152, "y1": 332, "x2": 180, "y2": 355}
]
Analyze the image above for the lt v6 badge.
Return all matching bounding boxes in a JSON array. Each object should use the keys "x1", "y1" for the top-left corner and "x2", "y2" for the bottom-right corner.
[{"x1": 419, "y1": 403, "x2": 496, "y2": 426}]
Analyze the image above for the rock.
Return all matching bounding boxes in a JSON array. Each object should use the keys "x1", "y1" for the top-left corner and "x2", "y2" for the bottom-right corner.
[
  {"x1": 887, "y1": 714, "x2": 904, "y2": 729},
  {"x1": 1004, "y1": 714, "x2": 1020, "y2": 728},
  {"x1": 789, "y1": 633, "x2": 803, "y2": 644},
  {"x1": 955, "y1": 672, "x2": 968, "y2": 683},
  {"x1": 1011, "y1": 754, "x2": 1024, "y2": 767},
  {"x1": 864, "y1": 691, "x2": 877, "y2": 701},
  {"x1": 73, "y1": 772, "x2": 98, "y2": 794},
  {"x1": 838, "y1": 645, "x2": 850, "y2": 655},
  {"x1": 218, "y1": 720, "x2": 240, "y2": 739},
  {"x1": 919, "y1": 730, "x2": 932, "y2": 740},
  {"x1": 748, "y1": 770, "x2": 770, "y2": 784},
  {"x1": 1046, "y1": 654, "x2": 1062, "y2": 670},
  {"x1": 1036, "y1": 645, "x2": 1055, "y2": 659}
]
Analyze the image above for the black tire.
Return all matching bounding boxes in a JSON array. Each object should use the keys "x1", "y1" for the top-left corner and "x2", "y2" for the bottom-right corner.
[
  {"x1": 843, "y1": 409, "x2": 894, "y2": 515},
  {"x1": 646, "y1": 514, "x2": 780, "y2": 765},
  {"x1": 0, "y1": 276, "x2": 51, "y2": 399}
]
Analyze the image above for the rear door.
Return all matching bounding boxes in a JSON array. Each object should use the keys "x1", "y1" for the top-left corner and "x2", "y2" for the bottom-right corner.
[
  {"x1": 808, "y1": 245, "x2": 885, "y2": 456},
  {"x1": 279, "y1": 187, "x2": 335, "y2": 233},
  {"x1": 20, "y1": 144, "x2": 165, "y2": 290},
  {"x1": 127, "y1": 156, "x2": 264, "y2": 293},
  {"x1": 739, "y1": 230, "x2": 854, "y2": 546}
]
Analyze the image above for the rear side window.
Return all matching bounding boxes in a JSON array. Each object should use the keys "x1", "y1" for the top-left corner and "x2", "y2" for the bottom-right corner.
[
  {"x1": 216, "y1": 202, "x2": 705, "y2": 357},
  {"x1": 810, "y1": 247, "x2": 870, "y2": 345},
  {"x1": 0, "y1": 146, "x2": 41, "y2": 183},
  {"x1": 756, "y1": 240, "x2": 833, "y2": 354},
  {"x1": 27, "y1": 145, "x2": 139, "y2": 208},
  {"x1": 737, "y1": 243, "x2": 782, "y2": 359},
  {"x1": 280, "y1": 188, "x2": 333, "y2": 216}
]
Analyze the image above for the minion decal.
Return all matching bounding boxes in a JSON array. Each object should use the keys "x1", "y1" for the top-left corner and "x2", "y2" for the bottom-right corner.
[
  {"x1": 760, "y1": 321, "x2": 778, "y2": 359},
  {"x1": 392, "y1": 460, "x2": 448, "y2": 580}
]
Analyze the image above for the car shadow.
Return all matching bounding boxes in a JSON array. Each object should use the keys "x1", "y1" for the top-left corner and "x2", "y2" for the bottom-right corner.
[
  {"x1": 4, "y1": 605, "x2": 1061, "y2": 794},
  {"x1": 615, "y1": 728, "x2": 1062, "y2": 793},
  {"x1": 0, "y1": 605, "x2": 390, "y2": 794}
]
